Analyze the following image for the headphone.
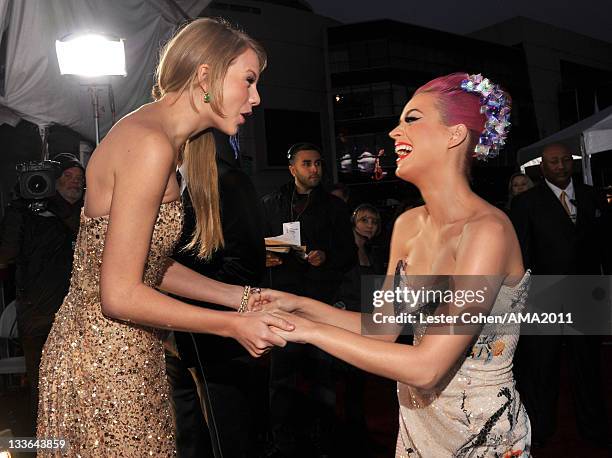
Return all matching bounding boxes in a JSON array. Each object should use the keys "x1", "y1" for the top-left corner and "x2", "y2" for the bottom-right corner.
[
  {"x1": 351, "y1": 203, "x2": 382, "y2": 236},
  {"x1": 287, "y1": 142, "x2": 322, "y2": 163}
]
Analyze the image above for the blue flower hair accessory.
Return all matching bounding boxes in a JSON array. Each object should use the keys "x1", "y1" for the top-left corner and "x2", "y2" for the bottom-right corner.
[{"x1": 460, "y1": 74, "x2": 511, "y2": 161}]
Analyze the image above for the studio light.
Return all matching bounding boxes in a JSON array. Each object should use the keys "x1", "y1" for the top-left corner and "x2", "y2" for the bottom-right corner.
[
  {"x1": 55, "y1": 33, "x2": 127, "y2": 145},
  {"x1": 56, "y1": 33, "x2": 126, "y2": 77}
]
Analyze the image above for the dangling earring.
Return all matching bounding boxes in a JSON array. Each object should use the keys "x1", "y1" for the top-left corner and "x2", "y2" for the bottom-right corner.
[{"x1": 203, "y1": 91, "x2": 211, "y2": 103}]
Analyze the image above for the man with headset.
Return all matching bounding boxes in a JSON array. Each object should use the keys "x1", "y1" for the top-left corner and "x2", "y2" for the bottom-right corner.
[{"x1": 261, "y1": 142, "x2": 357, "y2": 457}]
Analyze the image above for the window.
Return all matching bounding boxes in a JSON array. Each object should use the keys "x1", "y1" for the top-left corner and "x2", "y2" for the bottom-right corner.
[{"x1": 333, "y1": 83, "x2": 406, "y2": 121}]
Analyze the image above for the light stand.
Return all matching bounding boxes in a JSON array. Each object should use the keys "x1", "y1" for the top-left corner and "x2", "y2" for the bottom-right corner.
[
  {"x1": 90, "y1": 86, "x2": 100, "y2": 146},
  {"x1": 84, "y1": 84, "x2": 117, "y2": 146},
  {"x1": 56, "y1": 33, "x2": 126, "y2": 145}
]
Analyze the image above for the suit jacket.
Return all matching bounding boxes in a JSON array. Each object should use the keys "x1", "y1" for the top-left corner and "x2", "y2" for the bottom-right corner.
[
  {"x1": 172, "y1": 156, "x2": 266, "y2": 366},
  {"x1": 510, "y1": 181, "x2": 607, "y2": 275}
]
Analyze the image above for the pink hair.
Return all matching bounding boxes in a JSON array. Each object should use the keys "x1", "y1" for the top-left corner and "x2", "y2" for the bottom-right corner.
[{"x1": 414, "y1": 72, "x2": 488, "y2": 152}]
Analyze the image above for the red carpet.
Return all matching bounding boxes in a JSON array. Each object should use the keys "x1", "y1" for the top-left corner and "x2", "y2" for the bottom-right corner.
[{"x1": 1, "y1": 340, "x2": 610, "y2": 457}]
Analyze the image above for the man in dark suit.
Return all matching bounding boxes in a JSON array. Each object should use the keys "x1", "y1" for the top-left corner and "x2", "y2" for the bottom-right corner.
[
  {"x1": 510, "y1": 143, "x2": 610, "y2": 449},
  {"x1": 167, "y1": 131, "x2": 267, "y2": 458}
]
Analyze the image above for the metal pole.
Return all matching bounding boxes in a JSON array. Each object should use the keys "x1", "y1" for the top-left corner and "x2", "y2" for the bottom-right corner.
[
  {"x1": 580, "y1": 133, "x2": 593, "y2": 185},
  {"x1": 39, "y1": 125, "x2": 49, "y2": 160},
  {"x1": 108, "y1": 83, "x2": 116, "y2": 125},
  {"x1": 89, "y1": 86, "x2": 100, "y2": 145}
]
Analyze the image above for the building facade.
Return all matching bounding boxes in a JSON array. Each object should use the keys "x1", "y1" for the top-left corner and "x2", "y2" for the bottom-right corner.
[
  {"x1": 327, "y1": 19, "x2": 539, "y2": 204},
  {"x1": 199, "y1": 0, "x2": 339, "y2": 195},
  {"x1": 470, "y1": 17, "x2": 612, "y2": 137}
]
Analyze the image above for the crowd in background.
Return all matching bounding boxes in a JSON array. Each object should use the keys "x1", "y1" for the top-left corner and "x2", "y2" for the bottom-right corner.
[{"x1": 1, "y1": 137, "x2": 610, "y2": 457}]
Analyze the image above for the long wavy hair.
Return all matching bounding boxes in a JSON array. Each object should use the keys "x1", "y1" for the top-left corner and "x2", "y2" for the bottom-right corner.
[{"x1": 152, "y1": 18, "x2": 266, "y2": 259}]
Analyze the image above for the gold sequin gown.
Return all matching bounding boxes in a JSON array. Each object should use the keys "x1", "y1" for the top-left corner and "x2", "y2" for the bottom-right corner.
[
  {"x1": 37, "y1": 200, "x2": 182, "y2": 457},
  {"x1": 395, "y1": 261, "x2": 532, "y2": 457}
]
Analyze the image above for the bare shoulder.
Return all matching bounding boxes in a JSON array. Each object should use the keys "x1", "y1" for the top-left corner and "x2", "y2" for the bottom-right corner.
[
  {"x1": 88, "y1": 112, "x2": 175, "y2": 180},
  {"x1": 455, "y1": 204, "x2": 521, "y2": 274},
  {"x1": 462, "y1": 206, "x2": 512, "y2": 242},
  {"x1": 394, "y1": 205, "x2": 427, "y2": 235},
  {"x1": 84, "y1": 109, "x2": 176, "y2": 215},
  {"x1": 110, "y1": 112, "x2": 173, "y2": 160},
  {"x1": 455, "y1": 203, "x2": 513, "y2": 254}
]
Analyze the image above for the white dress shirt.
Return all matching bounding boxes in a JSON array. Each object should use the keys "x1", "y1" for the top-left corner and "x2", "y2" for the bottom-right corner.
[
  {"x1": 178, "y1": 164, "x2": 188, "y2": 194},
  {"x1": 545, "y1": 178, "x2": 576, "y2": 223}
]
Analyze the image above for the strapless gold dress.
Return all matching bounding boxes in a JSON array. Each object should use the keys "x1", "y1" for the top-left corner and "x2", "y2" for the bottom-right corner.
[{"x1": 37, "y1": 200, "x2": 182, "y2": 457}]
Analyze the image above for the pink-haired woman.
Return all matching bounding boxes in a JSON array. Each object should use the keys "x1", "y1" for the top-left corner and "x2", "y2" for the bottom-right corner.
[{"x1": 260, "y1": 73, "x2": 531, "y2": 457}]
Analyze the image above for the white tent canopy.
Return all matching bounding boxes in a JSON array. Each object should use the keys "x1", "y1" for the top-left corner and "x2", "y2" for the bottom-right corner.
[
  {"x1": 517, "y1": 105, "x2": 612, "y2": 185},
  {"x1": 0, "y1": 0, "x2": 208, "y2": 143}
]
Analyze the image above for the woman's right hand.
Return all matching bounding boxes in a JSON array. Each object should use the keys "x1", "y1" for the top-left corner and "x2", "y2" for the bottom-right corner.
[
  {"x1": 268, "y1": 310, "x2": 318, "y2": 344},
  {"x1": 266, "y1": 252, "x2": 283, "y2": 267},
  {"x1": 255, "y1": 288, "x2": 303, "y2": 314},
  {"x1": 230, "y1": 311, "x2": 295, "y2": 357}
]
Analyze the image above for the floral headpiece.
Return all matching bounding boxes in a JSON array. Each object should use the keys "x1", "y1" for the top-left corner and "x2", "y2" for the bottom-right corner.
[{"x1": 460, "y1": 74, "x2": 511, "y2": 161}]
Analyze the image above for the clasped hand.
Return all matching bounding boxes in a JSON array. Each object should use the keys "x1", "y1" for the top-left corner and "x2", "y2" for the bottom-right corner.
[
  {"x1": 248, "y1": 288, "x2": 316, "y2": 345},
  {"x1": 232, "y1": 310, "x2": 293, "y2": 357},
  {"x1": 232, "y1": 289, "x2": 307, "y2": 357}
]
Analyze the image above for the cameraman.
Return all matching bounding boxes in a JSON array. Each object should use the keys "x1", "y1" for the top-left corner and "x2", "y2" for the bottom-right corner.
[{"x1": 0, "y1": 153, "x2": 84, "y2": 433}]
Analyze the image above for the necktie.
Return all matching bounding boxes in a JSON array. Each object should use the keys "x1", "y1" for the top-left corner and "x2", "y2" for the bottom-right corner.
[{"x1": 559, "y1": 191, "x2": 573, "y2": 221}]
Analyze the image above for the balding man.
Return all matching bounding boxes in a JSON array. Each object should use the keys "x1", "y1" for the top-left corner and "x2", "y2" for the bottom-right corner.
[{"x1": 510, "y1": 143, "x2": 610, "y2": 450}]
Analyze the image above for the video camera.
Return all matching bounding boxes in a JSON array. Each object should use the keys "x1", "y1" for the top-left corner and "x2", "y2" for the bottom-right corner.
[{"x1": 15, "y1": 160, "x2": 60, "y2": 212}]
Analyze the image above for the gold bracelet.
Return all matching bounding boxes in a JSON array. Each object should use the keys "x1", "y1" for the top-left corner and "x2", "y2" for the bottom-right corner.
[{"x1": 238, "y1": 285, "x2": 251, "y2": 313}]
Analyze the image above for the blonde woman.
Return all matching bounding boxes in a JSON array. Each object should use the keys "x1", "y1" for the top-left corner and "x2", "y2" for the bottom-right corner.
[
  {"x1": 36, "y1": 18, "x2": 293, "y2": 456},
  {"x1": 506, "y1": 172, "x2": 534, "y2": 210}
]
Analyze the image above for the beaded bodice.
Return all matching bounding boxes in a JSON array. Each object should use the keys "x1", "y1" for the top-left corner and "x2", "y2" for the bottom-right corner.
[
  {"x1": 37, "y1": 200, "x2": 183, "y2": 456},
  {"x1": 68, "y1": 200, "x2": 183, "y2": 302},
  {"x1": 394, "y1": 260, "x2": 532, "y2": 457}
]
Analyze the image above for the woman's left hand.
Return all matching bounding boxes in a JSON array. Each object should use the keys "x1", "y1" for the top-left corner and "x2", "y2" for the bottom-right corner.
[
  {"x1": 251, "y1": 288, "x2": 303, "y2": 314},
  {"x1": 245, "y1": 287, "x2": 263, "y2": 312},
  {"x1": 268, "y1": 309, "x2": 317, "y2": 344}
]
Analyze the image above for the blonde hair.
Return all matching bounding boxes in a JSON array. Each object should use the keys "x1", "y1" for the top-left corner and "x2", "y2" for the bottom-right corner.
[{"x1": 152, "y1": 18, "x2": 266, "y2": 259}]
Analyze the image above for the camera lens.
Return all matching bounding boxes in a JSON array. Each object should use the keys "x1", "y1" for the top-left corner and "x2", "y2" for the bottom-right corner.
[{"x1": 26, "y1": 174, "x2": 49, "y2": 196}]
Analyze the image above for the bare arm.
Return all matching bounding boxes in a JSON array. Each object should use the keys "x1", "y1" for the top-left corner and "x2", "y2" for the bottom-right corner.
[
  {"x1": 163, "y1": 171, "x2": 266, "y2": 303},
  {"x1": 158, "y1": 259, "x2": 244, "y2": 309},
  {"x1": 299, "y1": 316, "x2": 439, "y2": 388},
  {"x1": 272, "y1": 216, "x2": 515, "y2": 389},
  {"x1": 261, "y1": 209, "x2": 419, "y2": 341},
  {"x1": 98, "y1": 134, "x2": 292, "y2": 355}
]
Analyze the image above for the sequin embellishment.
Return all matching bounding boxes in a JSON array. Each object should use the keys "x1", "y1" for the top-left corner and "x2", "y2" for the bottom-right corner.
[{"x1": 37, "y1": 200, "x2": 183, "y2": 457}]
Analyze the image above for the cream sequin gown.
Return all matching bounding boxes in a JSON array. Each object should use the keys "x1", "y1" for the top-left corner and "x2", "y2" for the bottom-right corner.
[
  {"x1": 37, "y1": 200, "x2": 182, "y2": 457},
  {"x1": 395, "y1": 261, "x2": 532, "y2": 457}
]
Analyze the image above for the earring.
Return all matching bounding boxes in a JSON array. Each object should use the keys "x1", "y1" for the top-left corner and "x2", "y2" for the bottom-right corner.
[{"x1": 203, "y1": 91, "x2": 211, "y2": 103}]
